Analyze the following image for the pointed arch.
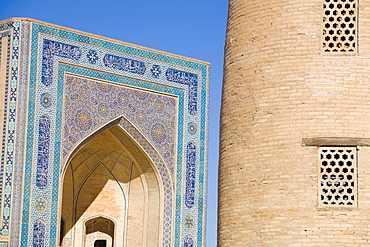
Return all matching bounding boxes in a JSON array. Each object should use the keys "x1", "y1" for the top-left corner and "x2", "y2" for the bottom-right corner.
[
  {"x1": 61, "y1": 116, "x2": 122, "y2": 175},
  {"x1": 84, "y1": 216, "x2": 116, "y2": 247},
  {"x1": 58, "y1": 115, "x2": 173, "y2": 246}
]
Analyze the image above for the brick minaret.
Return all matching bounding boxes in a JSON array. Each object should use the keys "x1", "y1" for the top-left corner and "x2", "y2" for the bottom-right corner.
[{"x1": 219, "y1": 0, "x2": 370, "y2": 245}]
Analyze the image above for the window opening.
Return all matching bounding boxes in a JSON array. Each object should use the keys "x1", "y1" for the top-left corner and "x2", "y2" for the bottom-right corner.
[
  {"x1": 323, "y1": 0, "x2": 357, "y2": 53},
  {"x1": 319, "y1": 147, "x2": 357, "y2": 207}
]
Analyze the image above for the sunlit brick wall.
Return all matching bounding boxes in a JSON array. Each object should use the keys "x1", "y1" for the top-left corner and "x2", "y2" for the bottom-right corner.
[{"x1": 219, "y1": 0, "x2": 370, "y2": 245}]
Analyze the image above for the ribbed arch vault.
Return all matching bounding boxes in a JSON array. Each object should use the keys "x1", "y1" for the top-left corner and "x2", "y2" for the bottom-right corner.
[{"x1": 59, "y1": 123, "x2": 162, "y2": 246}]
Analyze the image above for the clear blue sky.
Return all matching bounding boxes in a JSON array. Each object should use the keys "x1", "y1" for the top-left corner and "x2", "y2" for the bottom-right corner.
[{"x1": 0, "y1": 1, "x2": 228, "y2": 246}]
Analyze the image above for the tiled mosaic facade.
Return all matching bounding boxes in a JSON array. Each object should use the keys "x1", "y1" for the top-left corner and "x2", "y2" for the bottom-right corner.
[
  {"x1": 63, "y1": 75, "x2": 177, "y2": 172},
  {"x1": 0, "y1": 18, "x2": 209, "y2": 246}
]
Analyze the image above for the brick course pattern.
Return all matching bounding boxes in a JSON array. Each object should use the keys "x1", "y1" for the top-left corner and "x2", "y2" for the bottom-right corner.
[{"x1": 219, "y1": 0, "x2": 370, "y2": 246}]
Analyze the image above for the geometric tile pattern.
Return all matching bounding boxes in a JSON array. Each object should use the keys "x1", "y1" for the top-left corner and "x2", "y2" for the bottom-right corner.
[
  {"x1": 0, "y1": 18, "x2": 209, "y2": 247},
  {"x1": 0, "y1": 32, "x2": 11, "y2": 236},
  {"x1": 0, "y1": 20, "x2": 19, "y2": 241},
  {"x1": 185, "y1": 215, "x2": 194, "y2": 228},
  {"x1": 10, "y1": 20, "x2": 31, "y2": 247},
  {"x1": 35, "y1": 197, "x2": 47, "y2": 213},
  {"x1": 0, "y1": 242, "x2": 8, "y2": 247},
  {"x1": 63, "y1": 75, "x2": 177, "y2": 174}
]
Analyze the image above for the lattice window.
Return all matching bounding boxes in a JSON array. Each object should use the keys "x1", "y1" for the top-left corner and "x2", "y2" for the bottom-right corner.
[
  {"x1": 323, "y1": 0, "x2": 357, "y2": 53},
  {"x1": 319, "y1": 147, "x2": 357, "y2": 207}
]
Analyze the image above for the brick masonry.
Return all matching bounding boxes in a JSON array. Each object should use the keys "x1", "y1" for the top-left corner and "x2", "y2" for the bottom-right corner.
[{"x1": 219, "y1": 0, "x2": 370, "y2": 246}]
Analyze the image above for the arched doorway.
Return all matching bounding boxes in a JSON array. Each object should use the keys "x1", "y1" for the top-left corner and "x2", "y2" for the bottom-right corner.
[
  {"x1": 59, "y1": 124, "x2": 161, "y2": 246},
  {"x1": 85, "y1": 216, "x2": 115, "y2": 247}
]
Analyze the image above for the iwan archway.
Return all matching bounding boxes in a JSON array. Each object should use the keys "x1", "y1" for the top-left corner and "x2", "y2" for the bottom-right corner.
[
  {"x1": 0, "y1": 18, "x2": 209, "y2": 247},
  {"x1": 60, "y1": 124, "x2": 162, "y2": 246}
]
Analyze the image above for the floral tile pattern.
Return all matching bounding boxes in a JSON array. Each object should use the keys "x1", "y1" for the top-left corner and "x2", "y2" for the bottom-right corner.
[{"x1": 0, "y1": 18, "x2": 209, "y2": 247}]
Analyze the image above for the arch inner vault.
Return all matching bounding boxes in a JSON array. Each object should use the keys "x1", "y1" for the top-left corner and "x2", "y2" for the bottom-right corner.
[{"x1": 60, "y1": 125, "x2": 161, "y2": 246}]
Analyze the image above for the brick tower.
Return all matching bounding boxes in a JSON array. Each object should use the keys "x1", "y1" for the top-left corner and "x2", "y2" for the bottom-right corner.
[{"x1": 219, "y1": 0, "x2": 370, "y2": 245}]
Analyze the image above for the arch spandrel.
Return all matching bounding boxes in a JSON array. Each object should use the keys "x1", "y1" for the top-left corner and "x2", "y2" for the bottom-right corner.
[{"x1": 62, "y1": 75, "x2": 177, "y2": 176}]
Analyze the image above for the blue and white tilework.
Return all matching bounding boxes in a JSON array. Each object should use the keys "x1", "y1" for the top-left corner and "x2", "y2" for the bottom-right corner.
[
  {"x1": 151, "y1": 64, "x2": 162, "y2": 78},
  {"x1": 0, "y1": 242, "x2": 8, "y2": 247},
  {"x1": 62, "y1": 75, "x2": 177, "y2": 173},
  {"x1": 0, "y1": 18, "x2": 209, "y2": 247},
  {"x1": 10, "y1": 20, "x2": 31, "y2": 247},
  {"x1": 36, "y1": 115, "x2": 51, "y2": 189},
  {"x1": 41, "y1": 40, "x2": 81, "y2": 87},
  {"x1": 32, "y1": 220, "x2": 45, "y2": 247},
  {"x1": 185, "y1": 142, "x2": 196, "y2": 209},
  {"x1": 184, "y1": 235, "x2": 194, "y2": 247},
  {"x1": 0, "y1": 20, "x2": 21, "y2": 245},
  {"x1": 86, "y1": 50, "x2": 98, "y2": 64}
]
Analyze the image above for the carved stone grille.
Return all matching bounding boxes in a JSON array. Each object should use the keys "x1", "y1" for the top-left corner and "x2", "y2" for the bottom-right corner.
[
  {"x1": 323, "y1": 0, "x2": 357, "y2": 53},
  {"x1": 319, "y1": 147, "x2": 357, "y2": 207}
]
